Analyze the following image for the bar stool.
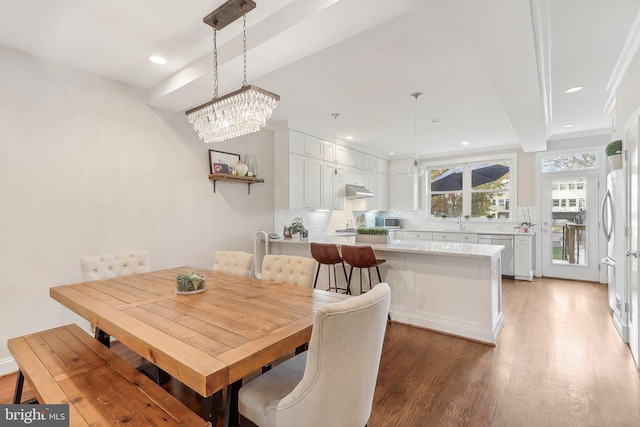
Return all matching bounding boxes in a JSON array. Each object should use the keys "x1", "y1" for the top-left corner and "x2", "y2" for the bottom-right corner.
[
  {"x1": 310, "y1": 243, "x2": 349, "y2": 293},
  {"x1": 341, "y1": 245, "x2": 386, "y2": 294}
]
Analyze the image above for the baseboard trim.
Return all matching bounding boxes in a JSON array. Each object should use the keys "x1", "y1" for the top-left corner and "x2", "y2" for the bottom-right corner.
[{"x1": 0, "y1": 356, "x2": 18, "y2": 377}]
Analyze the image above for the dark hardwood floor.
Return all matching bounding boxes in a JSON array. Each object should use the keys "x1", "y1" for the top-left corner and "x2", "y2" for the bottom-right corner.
[{"x1": 3, "y1": 277, "x2": 640, "y2": 426}]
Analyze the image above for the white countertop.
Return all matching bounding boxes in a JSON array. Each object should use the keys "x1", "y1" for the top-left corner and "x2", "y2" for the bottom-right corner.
[
  {"x1": 269, "y1": 237, "x2": 503, "y2": 259},
  {"x1": 396, "y1": 228, "x2": 533, "y2": 236}
]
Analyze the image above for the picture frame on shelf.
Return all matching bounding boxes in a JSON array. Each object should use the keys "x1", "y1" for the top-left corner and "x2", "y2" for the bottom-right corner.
[
  {"x1": 209, "y1": 149, "x2": 240, "y2": 174},
  {"x1": 213, "y1": 163, "x2": 230, "y2": 174}
]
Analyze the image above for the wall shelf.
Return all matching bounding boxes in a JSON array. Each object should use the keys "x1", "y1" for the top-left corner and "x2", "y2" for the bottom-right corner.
[{"x1": 208, "y1": 173, "x2": 264, "y2": 194}]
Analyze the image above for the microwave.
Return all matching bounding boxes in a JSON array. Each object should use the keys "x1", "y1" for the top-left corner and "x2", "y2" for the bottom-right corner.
[{"x1": 380, "y1": 217, "x2": 401, "y2": 229}]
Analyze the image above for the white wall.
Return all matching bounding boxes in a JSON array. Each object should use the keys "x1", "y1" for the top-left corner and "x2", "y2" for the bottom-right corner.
[{"x1": 0, "y1": 45, "x2": 274, "y2": 373}]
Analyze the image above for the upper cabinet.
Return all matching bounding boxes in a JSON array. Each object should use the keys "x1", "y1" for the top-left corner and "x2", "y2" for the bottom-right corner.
[
  {"x1": 336, "y1": 145, "x2": 365, "y2": 169},
  {"x1": 365, "y1": 154, "x2": 389, "y2": 174},
  {"x1": 288, "y1": 130, "x2": 323, "y2": 160},
  {"x1": 275, "y1": 127, "x2": 389, "y2": 211}
]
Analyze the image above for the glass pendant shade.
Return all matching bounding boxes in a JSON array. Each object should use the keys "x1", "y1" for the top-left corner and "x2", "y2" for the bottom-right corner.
[
  {"x1": 186, "y1": 85, "x2": 279, "y2": 144},
  {"x1": 331, "y1": 167, "x2": 342, "y2": 183},
  {"x1": 408, "y1": 158, "x2": 425, "y2": 177}
]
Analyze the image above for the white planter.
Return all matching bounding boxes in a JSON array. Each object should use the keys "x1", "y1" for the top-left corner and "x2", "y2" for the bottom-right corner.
[
  {"x1": 355, "y1": 234, "x2": 389, "y2": 244},
  {"x1": 608, "y1": 154, "x2": 622, "y2": 170}
]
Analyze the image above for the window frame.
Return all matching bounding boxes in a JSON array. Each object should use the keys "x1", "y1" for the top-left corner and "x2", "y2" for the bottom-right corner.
[{"x1": 425, "y1": 153, "x2": 517, "y2": 221}]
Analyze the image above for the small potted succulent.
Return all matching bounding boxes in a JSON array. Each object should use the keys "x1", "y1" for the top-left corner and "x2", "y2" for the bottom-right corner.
[
  {"x1": 606, "y1": 140, "x2": 622, "y2": 170},
  {"x1": 355, "y1": 227, "x2": 389, "y2": 244},
  {"x1": 175, "y1": 272, "x2": 206, "y2": 294}
]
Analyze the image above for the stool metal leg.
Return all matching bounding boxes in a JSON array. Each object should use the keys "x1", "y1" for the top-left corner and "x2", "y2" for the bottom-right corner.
[
  {"x1": 313, "y1": 263, "x2": 321, "y2": 289},
  {"x1": 341, "y1": 262, "x2": 350, "y2": 294},
  {"x1": 376, "y1": 265, "x2": 383, "y2": 283}
]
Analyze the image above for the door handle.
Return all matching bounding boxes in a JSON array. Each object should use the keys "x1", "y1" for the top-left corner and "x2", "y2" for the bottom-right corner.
[{"x1": 626, "y1": 250, "x2": 638, "y2": 258}]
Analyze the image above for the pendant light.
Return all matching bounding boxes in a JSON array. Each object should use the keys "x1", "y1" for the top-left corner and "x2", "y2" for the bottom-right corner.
[
  {"x1": 331, "y1": 113, "x2": 342, "y2": 184},
  {"x1": 407, "y1": 92, "x2": 425, "y2": 177},
  {"x1": 185, "y1": 0, "x2": 280, "y2": 143}
]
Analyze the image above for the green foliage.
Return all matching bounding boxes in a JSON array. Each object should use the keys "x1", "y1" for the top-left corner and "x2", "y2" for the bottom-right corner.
[
  {"x1": 486, "y1": 214, "x2": 494, "y2": 219},
  {"x1": 464, "y1": 215, "x2": 471, "y2": 219},
  {"x1": 357, "y1": 227, "x2": 389, "y2": 235},
  {"x1": 176, "y1": 272, "x2": 205, "y2": 292},
  {"x1": 606, "y1": 140, "x2": 622, "y2": 157},
  {"x1": 288, "y1": 221, "x2": 305, "y2": 234}
]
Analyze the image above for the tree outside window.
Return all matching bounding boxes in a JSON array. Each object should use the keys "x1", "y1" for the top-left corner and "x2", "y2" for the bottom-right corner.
[{"x1": 429, "y1": 161, "x2": 511, "y2": 219}]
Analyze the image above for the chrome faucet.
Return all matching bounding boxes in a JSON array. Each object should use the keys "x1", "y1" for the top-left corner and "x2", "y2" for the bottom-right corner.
[{"x1": 346, "y1": 219, "x2": 354, "y2": 229}]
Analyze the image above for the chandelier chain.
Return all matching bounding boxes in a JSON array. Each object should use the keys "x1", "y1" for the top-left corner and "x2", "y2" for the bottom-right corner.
[
  {"x1": 213, "y1": 28, "x2": 218, "y2": 98},
  {"x1": 242, "y1": 12, "x2": 247, "y2": 87}
]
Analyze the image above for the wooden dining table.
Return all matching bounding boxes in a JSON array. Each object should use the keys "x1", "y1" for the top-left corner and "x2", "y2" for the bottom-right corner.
[{"x1": 49, "y1": 266, "x2": 349, "y2": 426}]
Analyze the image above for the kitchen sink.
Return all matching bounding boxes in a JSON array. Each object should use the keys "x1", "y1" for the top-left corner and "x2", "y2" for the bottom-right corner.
[{"x1": 335, "y1": 228, "x2": 358, "y2": 233}]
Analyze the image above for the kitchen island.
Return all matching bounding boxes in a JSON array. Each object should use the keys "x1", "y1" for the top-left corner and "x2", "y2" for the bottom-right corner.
[{"x1": 268, "y1": 237, "x2": 504, "y2": 345}]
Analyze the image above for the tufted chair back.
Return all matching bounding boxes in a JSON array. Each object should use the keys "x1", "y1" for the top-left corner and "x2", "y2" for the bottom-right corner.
[
  {"x1": 260, "y1": 255, "x2": 316, "y2": 288},
  {"x1": 80, "y1": 251, "x2": 150, "y2": 281},
  {"x1": 213, "y1": 251, "x2": 253, "y2": 277},
  {"x1": 238, "y1": 282, "x2": 391, "y2": 427}
]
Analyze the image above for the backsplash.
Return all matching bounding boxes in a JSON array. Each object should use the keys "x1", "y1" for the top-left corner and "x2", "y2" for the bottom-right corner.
[
  {"x1": 274, "y1": 205, "x2": 537, "y2": 237},
  {"x1": 274, "y1": 200, "x2": 378, "y2": 239}
]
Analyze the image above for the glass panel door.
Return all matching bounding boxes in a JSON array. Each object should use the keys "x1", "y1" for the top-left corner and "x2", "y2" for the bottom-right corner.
[{"x1": 541, "y1": 171, "x2": 599, "y2": 280}]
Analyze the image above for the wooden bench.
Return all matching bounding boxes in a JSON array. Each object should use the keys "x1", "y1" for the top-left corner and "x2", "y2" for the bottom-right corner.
[{"x1": 8, "y1": 324, "x2": 210, "y2": 426}]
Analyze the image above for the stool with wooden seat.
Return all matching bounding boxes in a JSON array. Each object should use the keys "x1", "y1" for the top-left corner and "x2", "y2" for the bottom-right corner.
[
  {"x1": 341, "y1": 245, "x2": 386, "y2": 295},
  {"x1": 310, "y1": 243, "x2": 349, "y2": 294}
]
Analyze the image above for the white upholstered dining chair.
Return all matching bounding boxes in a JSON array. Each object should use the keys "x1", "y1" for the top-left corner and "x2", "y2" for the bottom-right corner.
[
  {"x1": 260, "y1": 255, "x2": 316, "y2": 288},
  {"x1": 80, "y1": 251, "x2": 150, "y2": 281},
  {"x1": 213, "y1": 251, "x2": 253, "y2": 277},
  {"x1": 238, "y1": 282, "x2": 391, "y2": 427}
]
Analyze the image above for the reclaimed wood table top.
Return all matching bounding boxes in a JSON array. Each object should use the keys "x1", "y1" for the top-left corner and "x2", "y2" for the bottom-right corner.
[{"x1": 50, "y1": 266, "x2": 349, "y2": 398}]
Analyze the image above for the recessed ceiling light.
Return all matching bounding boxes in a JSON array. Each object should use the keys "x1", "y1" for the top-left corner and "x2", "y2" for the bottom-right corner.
[
  {"x1": 346, "y1": 135, "x2": 354, "y2": 140},
  {"x1": 563, "y1": 124, "x2": 575, "y2": 128},
  {"x1": 149, "y1": 55, "x2": 167, "y2": 65},
  {"x1": 389, "y1": 152, "x2": 395, "y2": 155},
  {"x1": 461, "y1": 141, "x2": 469, "y2": 145},
  {"x1": 565, "y1": 86, "x2": 583, "y2": 93}
]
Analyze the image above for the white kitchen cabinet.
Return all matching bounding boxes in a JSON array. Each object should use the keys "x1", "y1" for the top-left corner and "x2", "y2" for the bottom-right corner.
[
  {"x1": 388, "y1": 159, "x2": 420, "y2": 211},
  {"x1": 280, "y1": 153, "x2": 323, "y2": 210},
  {"x1": 336, "y1": 145, "x2": 365, "y2": 169},
  {"x1": 288, "y1": 130, "x2": 323, "y2": 160},
  {"x1": 514, "y1": 234, "x2": 534, "y2": 281},
  {"x1": 323, "y1": 162, "x2": 345, "y2": 210},
  {"x1": 364, "y1": 171, "x2": 388, "y2": 211},
  {"x1": 399, "y1": 231, "x2": 432, "y2": 241},
  {"x1": 344, "y1": 166, "x2": 364, "y2": 186},
  {"x1": 323, "y1": 140, "x2": 337, "y2": 162},
  {"x1": 432, "y1": 232, "x2": 478, "y2": 243}
]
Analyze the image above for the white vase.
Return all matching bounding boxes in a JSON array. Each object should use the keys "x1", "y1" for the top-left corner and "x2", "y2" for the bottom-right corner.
[
  {"x1": 608, "y1": 154, "x2": 622, "y2": 170},
  {"x1": 234, "y1": 161, "x2": 249, "y2": 176}
]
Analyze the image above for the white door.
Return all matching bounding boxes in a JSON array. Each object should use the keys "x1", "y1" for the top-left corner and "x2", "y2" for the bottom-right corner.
[
  {"x1": 541, "y1": 171, "x2": 599, "y2": 281},
  {"x1": 625, "y1": 115, "x2": 639, "y2": 367}
]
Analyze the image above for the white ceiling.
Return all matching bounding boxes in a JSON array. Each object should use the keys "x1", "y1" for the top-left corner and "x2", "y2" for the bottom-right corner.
[{"x1": 1, "y1": 0, "x2": 638, "y2": 159}]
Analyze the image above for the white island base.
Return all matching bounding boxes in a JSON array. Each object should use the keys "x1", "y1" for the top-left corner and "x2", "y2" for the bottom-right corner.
[{"x1": 269, "y1": 239, "x2": 505, "y2": 345}]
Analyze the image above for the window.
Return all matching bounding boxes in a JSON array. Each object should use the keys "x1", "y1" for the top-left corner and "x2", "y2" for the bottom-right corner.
[
  {"x1": 428, "y1": 156, "x2": 513, "y2": 219},
  {"x1": 569, "y1": 199, "x2": 577, "y2": 207},
  {"x1": 553, "y1": 199, "x2": 560, "y2": 207},
  {"x1": 542, "y1": 152, "x2": 598, "y2": 172}
]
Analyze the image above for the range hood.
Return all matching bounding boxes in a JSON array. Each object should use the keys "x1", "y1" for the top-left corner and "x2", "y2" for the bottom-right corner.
[{"x1": 345, "y1": 184, "x2": 374, "y2": 198}]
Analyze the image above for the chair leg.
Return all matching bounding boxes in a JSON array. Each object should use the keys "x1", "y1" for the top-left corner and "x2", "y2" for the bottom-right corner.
[
  {"x1": 347, "y1": 266, "x2": 354, "y2": 294},
  {"x1": 332, "y1": 264, "x2": 338, "y2": 292},
  {"x1": 313, "y1": 263, "x2": 321, "y2": 289},
  {"x1": 376, "y1": 265, "x2": 383, "y2": 283}
]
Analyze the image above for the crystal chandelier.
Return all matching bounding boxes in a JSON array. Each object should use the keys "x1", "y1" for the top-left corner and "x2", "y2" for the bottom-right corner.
[
  {"x1": 407, "y1": 92, "x2": 425, "y2": 177},
  {"x1": 331, "y1": 113, "x2": 342, "y2": 184},
  {"x1": 186, "y1": 0, "x2": 280, "y2": 143}
]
